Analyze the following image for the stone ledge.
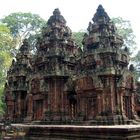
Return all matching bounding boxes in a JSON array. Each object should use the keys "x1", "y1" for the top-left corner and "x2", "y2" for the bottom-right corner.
[{"x1": 8, "y1": 124, "x2": 140, "y2": 140}]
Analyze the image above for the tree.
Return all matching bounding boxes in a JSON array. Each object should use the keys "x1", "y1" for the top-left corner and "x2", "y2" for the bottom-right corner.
[
  {"x1": 111, "y1": 17, "x2": 139, "y2": 79},
  {"x1": 0, "y1": 13, "x2": 46, "y2": 114},
  {"x1": 111, "y1": 17, "x2": 136, "y2": 53},
  {"x1": 0, "y1": 24, "x2": 14, "y2": 114},
  {"x1": 1, "y1": 12, "x2": 46, "y2": 50},
  {"x1": 132, "y1": 51, "x2": 140, "y2": 80},
  {"x1": 0, "y1": 24, "x2": 14, "y2": 81},
  {"x1": 72, "y1": 31, "x2": 85, "y2": 49}
]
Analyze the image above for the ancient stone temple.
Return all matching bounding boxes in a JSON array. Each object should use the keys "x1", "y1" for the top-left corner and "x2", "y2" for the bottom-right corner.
[{"x1": 4, "y1": 5, "x2": 139, "y2": 125}]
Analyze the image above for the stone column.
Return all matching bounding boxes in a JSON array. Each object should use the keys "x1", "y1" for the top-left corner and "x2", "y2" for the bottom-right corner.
[
  {"x1": 26, "y1": 94, "x2": 33, "y2": 121},
  {"x1": 59, "y1": 78, "x2": 64, "y2": 121},
  {"x1": 27, "y1": 94, "x2": 33, "y2": 114},
  {"x1": 76, "y1": 94, "x2": 81, "y2": 120},
  {"x1": 11, "y1": 101, "x2": 14, "y2": 120},
  {"x1": 17, "y1": 93, "x2": 21, "y2": 120},
  {"x1": 131, "y1": 93, "x2": 139, "y2": 120},
  {"x1": 120, "y1": 89, "x2": 126, "y2": 116},
  {"x1": 119, "y1": 89, "x2": 129, "y2": 124},
  {"x1": 97, "y1": 93, "x2": 101, "y2": 115},
  {"x1": 102, "y1": 91, "x2": 106, "y2": 113},
  {"x1": 80, "y1": 97, "x2": 86, "y2": 120},
  {"x1": 64, "y1": 91, "x2": 69, "y2": 121},
  {"x1": 110, "y1": 77, "x2": 115, "y2": 114},
  {"x1": 43, "y1": 96, "x2": 47, "y2": 120},
  {"x1": 50, "y1": 78, "x2": 61, "y2": 121}
]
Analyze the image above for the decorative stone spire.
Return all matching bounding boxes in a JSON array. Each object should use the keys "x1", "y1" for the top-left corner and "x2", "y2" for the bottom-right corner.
[
  {"x1": 92, "y1": 4, "x2": 110, "y2": 24},
  {"x1": 33, "y1": 8, "x2": 78, "y2": 83},
  {"x1": 53, "y1": 8, "x2": 60, "y2": 15},
  {"x1": 36, "y1": 8, "x2": 76, "y2": 58},
  {"x1": 39, "y1": 8, "x2": 72, "y2": 45},
  {"x1": 83, "y1": 5, "x2": 123, "y2": 50},
  {"x1": 8, "y1": 39, "x2": 32, "y2": 76},
  {"x1": 48, "y1": 8, "x2": 66, "y2": 26},
  {"x1": 16, "y1": 39, "x2": 31, "y2": 62}
]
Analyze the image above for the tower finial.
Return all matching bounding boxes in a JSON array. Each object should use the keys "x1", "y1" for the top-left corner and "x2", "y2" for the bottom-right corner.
[
  {"x1": 92, "y1": 4, "x2": 110, "y2": 23},
  {"x1": 48, "y1": 8, "x2": 66, "y2": 26},
  {"x1": 53, "y1": 8, "x2": 61, "y2": 15}
]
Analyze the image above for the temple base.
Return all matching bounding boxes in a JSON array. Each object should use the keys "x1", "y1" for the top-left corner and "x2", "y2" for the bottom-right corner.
[
  {"x1": 15, "y1": 124, "x2": 140, "y2": 140},
  {"x1": 93, "y1": 115, "x2": 132, "y2": 125}
]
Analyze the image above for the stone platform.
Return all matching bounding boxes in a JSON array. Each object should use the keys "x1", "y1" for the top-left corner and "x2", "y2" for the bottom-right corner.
[{"x1": 5, "y1": 124, "x2": 140, "y2": 140}]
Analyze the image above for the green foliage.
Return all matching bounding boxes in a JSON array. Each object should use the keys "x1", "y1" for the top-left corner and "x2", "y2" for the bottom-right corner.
[
  {"x1": 0, "y1": 85, "x2": 6, "y2": 115},
  {"x1": 111, "y1": 17, "x2": 140, "y2": 80},
  {"x1": 0, "y1": 24, "x2": 14, "y2": 115},
  {"x1": 133, "y1": 51, "x2": 140, "y2": 63},
  {"x1": 0, "y1": 24, "x2": 13, "y2": 80},
  {"x1": 72, "y1": 31, "x2": 85, "y2": 49},
  {"x1": 111, "y1": 17, "x2": 136, "y2": 53},
  {"x1": 2, "y1": 12, "x2": 46, "y2": 36},
  {"x1": 132, "y1": 51, "x2": 140, "y2": 80},
  {"x1": 27, "y1": 33, "x2": 41, "y2": 53},
  {"x1": 1, "y1": 12, "x2": 46, "y2": 49},
  {"x1": 0, "y1": 12, "x2": 46, "y2": 114},
  {"x1": 0, "y1": 24, "x2": 15, "y2": 51}
]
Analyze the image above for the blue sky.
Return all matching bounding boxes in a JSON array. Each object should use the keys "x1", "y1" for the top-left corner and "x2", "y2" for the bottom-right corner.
[{"x1": 0, "y1": 0, "x2": 140, "y2": 51}]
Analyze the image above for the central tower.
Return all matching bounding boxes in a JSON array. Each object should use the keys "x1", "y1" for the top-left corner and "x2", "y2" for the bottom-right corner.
[{"x1": 29, "y1": 9, "x2": 78, "y2": 122}]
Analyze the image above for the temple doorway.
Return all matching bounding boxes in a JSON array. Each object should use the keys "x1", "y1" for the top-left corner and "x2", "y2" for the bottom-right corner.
[
  {"x1": 21, "y1": 92, "x2": 27, "y2": 119},
  {"x1": 85, "y1": 97, "x2": 97, "y2": 120},
  {"x1": 123, "y1": 96, "x2": 132, "y2": 119},
  {"x1": 34, "y1": 99, "x2": 43, "y2": 120}
]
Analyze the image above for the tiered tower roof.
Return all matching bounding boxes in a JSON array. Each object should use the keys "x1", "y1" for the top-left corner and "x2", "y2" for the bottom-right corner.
[
  {"x1": 33, "y1": 9, "x2": 78, "y2": 77},
  {"x1": 37, "y1": 8, "x2": 75, "y2": 52},
  {"x1": 8, "y1": 39, "x2": 32, "y2": 76},
  {"x1": 6, "y1": 39, "x2": 32, "y2": 94}
]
